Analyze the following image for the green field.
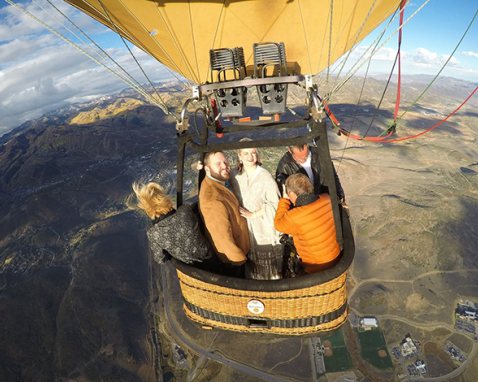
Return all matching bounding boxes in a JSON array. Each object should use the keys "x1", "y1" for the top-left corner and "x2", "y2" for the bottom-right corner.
[
  {"x1": 321, "y1": 329, "x2": 353, "y2": 372},
  {"x1": 357, "y1": 328, "x2": 393, "y2": 369}
]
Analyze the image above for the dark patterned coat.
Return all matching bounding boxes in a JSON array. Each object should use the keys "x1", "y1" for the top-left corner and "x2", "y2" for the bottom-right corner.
[{"x1": 147, "y1": 204, "x2": 211, "y2": 264}]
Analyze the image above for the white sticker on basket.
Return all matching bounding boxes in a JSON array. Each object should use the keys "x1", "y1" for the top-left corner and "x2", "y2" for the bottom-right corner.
[{"x1": 247, "y1": 299, "x2": 265, "y2": 315}]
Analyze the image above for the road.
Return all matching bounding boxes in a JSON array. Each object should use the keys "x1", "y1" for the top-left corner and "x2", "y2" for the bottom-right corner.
[
  {"x1": 348, "y1": 269, "x2": 478, "y2": 300},
  {"x1": 349, "y1": 307, "x2": 477, "y2": 381},
  {"x1": 402, "y1": 341, "x2": 478, "y2": 382},
  {"x1": 152, "y1": 263, "x2": 477, "y2": 381},
  {"x1": 157, "y1": 262, "x2": 298, "y2": 382}
]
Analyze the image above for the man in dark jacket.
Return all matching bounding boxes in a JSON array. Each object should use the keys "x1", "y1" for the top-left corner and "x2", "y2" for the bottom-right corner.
[{"x1": 275, "y1": 144, "x2": 345, "y2": 203}]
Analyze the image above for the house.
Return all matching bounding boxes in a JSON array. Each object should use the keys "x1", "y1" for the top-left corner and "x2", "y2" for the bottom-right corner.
[
  {"x1": 400, "y1": 334, "x2": 418, "y2": 357},
  {"x1": 359, "y1": 317, "x2": 378, "y2": 330}
]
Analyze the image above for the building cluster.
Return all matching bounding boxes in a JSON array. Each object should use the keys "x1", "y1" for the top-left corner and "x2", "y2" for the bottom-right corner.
[
  {"x1": 391, "y1": 333, "x2": 427, "y2": 377},
  {"x1": 456, "y1": 300, "x2": 478, "y2": 320},
  {"x1": 173, "y1": 344, "x2": 187, "y2": 366},
  {"x1": 399, "y1": 333, "x2": 420, "y2": 358},
  {"x1": 358, "y1": 316, "x2": 378, "y2": 331},
  {"x1": 445, "y1": 342, "x2": 466, "y2": 363},
  {"x1": 311, "y1": 337, "x2": 326, "y2": 375},
  {"x1": 455, "y1": 300, "x2": 478, "y2": 337},
  {"x1": 407, "y1": 360, "x2": 427, "y2": 376}
]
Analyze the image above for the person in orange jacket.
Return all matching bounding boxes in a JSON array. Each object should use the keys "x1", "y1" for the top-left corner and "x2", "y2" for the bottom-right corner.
[{"x1": 274, "y1": 173, "x2": 340, "y2": 273}]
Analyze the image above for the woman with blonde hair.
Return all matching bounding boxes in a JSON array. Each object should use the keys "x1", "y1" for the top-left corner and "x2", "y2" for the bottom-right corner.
[
  {"x1": 132, "y1": 182, "x2": 211, "y2": 265},
  {"x1": 230, "y1": 142, "x2": 283, "y2": 279}
]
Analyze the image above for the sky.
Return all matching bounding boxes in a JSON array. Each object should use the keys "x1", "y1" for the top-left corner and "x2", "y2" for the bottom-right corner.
[{"x1": 0, "y1": 0, "x2": 477, "y2": 135}]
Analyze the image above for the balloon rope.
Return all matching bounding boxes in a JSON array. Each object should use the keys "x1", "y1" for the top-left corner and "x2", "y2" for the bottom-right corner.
[
  {"x1": 96, "y1": 0, "x2": 178, "y2": 120},
  {"x1": 297, "y1": 0, "x2": 313, "y2": 76},
  {"x1": 393, "y1": 0, "x2": 407, "y2": 122},
  {"x1": 188, "y1": 1, "x2": 201, "y2": 82},
  {"x1": 206, "y1": 1, "x2": 226, "y2": 83},
  {"x1": 330, "y1": 0, "x2": 431, "y2": 97},
  {"x1": 328, "y1": 0, "x2": 378, "y2": 96},
  {"x1": 396, "y1": 5, "x2": 478, "y2": 123},
  {"x1": 323, "y1": 2, "x2": 400, "y2": 97},
  {"x1": 149, "y1": 3, "x2": 199, "y2": 83},
  {"x1": 41, "y1": 0, "x2": 156, "y2": 101},
  {"x1": 361, "y1": 50, "x2": 399, "y2": 138},
  {"x1": 329, "y1": 82, "x2": 478, "y2": 143},
  {"x1": 336, "y1": 37, "x2": 379, "y2": 172},
  {"x1": 362, "y1": 1, "x2": 406, "y2": 140},
  {"x1": 4, "y1": 0, "x2": 164, "y2": 110},
  {"x1": 326, "y1": 0, "x2": 334, "y2": 86},
  {"x1": 383, "y1": 84, "x2": 478, "y2": 143}
]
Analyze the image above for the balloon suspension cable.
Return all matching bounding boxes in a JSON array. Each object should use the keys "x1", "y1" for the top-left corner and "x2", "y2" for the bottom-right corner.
[
  {"x1": 393, "y1": 0, "x2": 407, "y2": 124},
  {"x1": 5, "y1": 0, "x2": 169, "y2": 114},
  {"x1": 325, "y1": 82, "x2": 478, "y2": 144},
  {"x1": 329, "y1": 0, "x2": 431, "y2": 99},
  {"x1": 326, "y1": 0, "x2": 334, "y2": 87},
  {"x1": 324, "y1": 0, "x2": 477, "y2": 144},
  {"x1": 319, "y1": 0, "x2": 400, "y2": 98},
  {"x1": 96, "y1": 0, "x2": 179, "y2": 122},
  {"x1": 131, "y1": 1, "x2": 194, "y2": 89},
  {"x1": 205, "y1": 2, "x2": 226, "y2": 84},
  {"x1": 41, "y1": 0, "x2": 161, "y2": 103},
  {"x1": 359, "y1": 33, "x2": 402, "y2": 140},
  {"x1": 396, "y1": 5, "x2": 478, "y2": 123},
  {"x1": 338, "y1": 18, "x2": 384, "y2": 167},
  {"x1": 327, "y1": 0, "x2": 380, "y2": 94}
]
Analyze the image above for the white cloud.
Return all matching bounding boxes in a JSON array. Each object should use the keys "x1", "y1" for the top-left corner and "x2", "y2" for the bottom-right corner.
[
  {"x1": 0, "y1": 1, "x2": 174, "y2": 134},
  {"x1": 462, "y1": 50, "x2": 478, "y2": 59},
  {"x1": 373, "y1": 47, "x2": 397, "y2": 62},
  {"x1": 408, "y1": 48, "x2": 461, "y2": 68},
  {"x1": 441, "y1": 54, "x2": 460, "y2": 67},
  {"x1": 410, "y1": 47, "x2": 438, "y2": 66}
]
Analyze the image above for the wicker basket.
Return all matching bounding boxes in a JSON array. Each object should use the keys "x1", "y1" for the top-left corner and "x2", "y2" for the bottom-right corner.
[{"x1": 172, "y1": 209, "x2": 354, "y2": 335}]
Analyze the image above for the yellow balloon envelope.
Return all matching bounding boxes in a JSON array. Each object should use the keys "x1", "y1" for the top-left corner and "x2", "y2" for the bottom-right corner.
[{"x1": 65, "y1": 0, "x2": 403, "y2": 84}]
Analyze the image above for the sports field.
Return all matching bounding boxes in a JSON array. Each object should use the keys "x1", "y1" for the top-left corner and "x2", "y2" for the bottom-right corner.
[{"x1": 357, "y1": 328, "x2": 393, "y2": 369}]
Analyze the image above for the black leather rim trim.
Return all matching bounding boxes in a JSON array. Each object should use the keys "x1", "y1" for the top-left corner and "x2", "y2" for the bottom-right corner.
[
  {"x1": 184, "y1": 301, "x2": 348, "y2": 329},
  {"x1": 171, "y1": 207, "x2": 354, "y2": 292}
]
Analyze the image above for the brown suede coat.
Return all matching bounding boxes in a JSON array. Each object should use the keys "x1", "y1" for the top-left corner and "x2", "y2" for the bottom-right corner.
[{"x1": 199, "y1": 176, "x2": 249, "y2": 264}]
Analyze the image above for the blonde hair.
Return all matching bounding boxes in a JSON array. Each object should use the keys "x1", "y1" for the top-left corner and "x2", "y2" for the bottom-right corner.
[
  {"x1": 236, "y1": 138, "x2": 261, "y2": 173},
  {"x1": 132, "y1": 182, "x2": 174, "y2": 220},
  {"x1": 285, "y1": 173, "x2": 313, "y2": 196}
]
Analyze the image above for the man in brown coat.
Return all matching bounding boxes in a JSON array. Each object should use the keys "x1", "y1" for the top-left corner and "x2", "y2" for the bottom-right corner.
[{"x1": 199, "y1": 151, "x2": 250, "y2": 275}]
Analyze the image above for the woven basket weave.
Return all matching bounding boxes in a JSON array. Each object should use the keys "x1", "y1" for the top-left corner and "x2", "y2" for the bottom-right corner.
[
  {"x1": 173, "y1": 206, "x2": 354, "y2": 335},
  {"x1": 176, "y1": 268, "x2": 348, "y2": 335}
]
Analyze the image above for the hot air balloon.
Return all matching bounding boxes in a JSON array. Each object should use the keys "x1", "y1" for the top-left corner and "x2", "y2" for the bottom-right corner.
[{"x1": 54, "y1": 0, "x2": 408, "y2": 334}]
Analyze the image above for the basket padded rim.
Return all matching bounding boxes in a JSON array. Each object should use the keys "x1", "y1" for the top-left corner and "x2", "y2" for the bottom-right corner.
[{"x1": 171, "y1": 206, "x2": 354, "y2": 292}]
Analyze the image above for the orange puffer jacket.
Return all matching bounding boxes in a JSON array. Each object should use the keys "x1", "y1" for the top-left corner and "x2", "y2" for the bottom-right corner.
[{"x1": 274, "y1": 194, "x2": 340, "y2": 273}]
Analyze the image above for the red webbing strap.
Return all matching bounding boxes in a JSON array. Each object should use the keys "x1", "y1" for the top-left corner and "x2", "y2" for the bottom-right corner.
[
  {"x1": 322, "y1": 100, "x2": 341, "y2": 127},
  {"x1": 324, "y1": 1, "x2": 407, "y2": 142},
  {"x1": 382, "y1": 84, "x2": 478, "y2": 143},
  {"x1": 210, "y1": 98, "x2": 224, "y2": 138},
  {"x1": 321, "y1": 0, "x2": 476, "y2": 144},
  {"x1": 337, "y1": 83, "x2": 478, "y2": 143},
  {"x1": 339, "y1": 127, "x2": 395, "y2": 142}
]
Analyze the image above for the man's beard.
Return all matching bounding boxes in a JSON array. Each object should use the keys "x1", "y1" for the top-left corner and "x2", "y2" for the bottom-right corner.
[{"x1": 209, "y1": 168, "x2": 230, "y2": 182}]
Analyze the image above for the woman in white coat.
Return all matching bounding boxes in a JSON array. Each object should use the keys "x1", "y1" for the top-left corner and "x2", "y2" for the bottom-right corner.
[{"x1": 230, "y1": 144, "x2": 283, "y2": 279}]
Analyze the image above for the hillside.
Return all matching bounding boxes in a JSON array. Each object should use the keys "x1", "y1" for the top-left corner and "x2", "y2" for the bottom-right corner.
[{"x1": 0, "y1": 75, "x2": 477, "y2": 381}]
